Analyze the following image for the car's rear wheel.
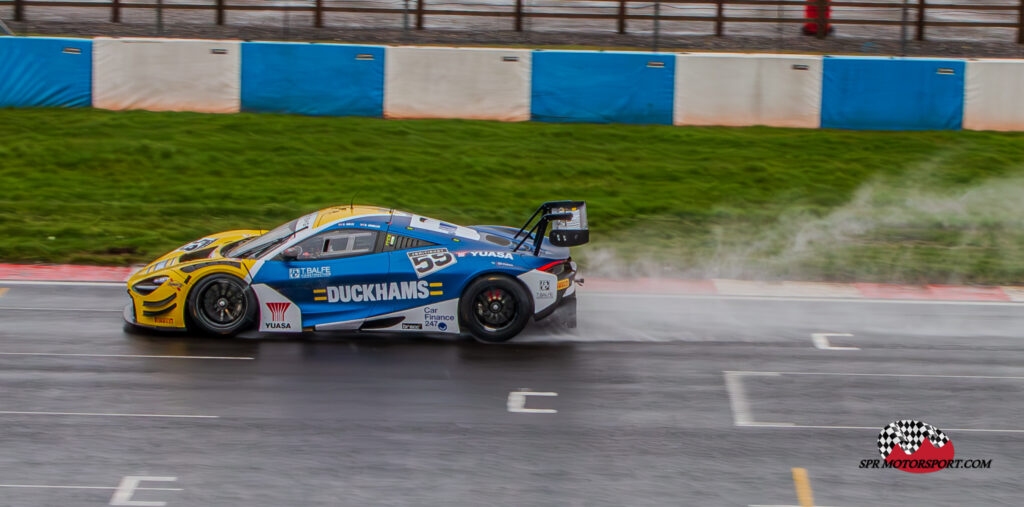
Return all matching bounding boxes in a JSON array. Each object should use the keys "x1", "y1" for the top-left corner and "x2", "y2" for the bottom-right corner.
[
  {"x1": 459, "y1": 275, "x2": 532, "y2": 343},
  {"x1": 187, "y1": 274, "x2": 256, "y2": 336}
]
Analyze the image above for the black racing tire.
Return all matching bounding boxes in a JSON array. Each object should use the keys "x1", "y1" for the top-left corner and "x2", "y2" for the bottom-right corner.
[
  {"x1": 186, "y1": 274, "x2": 256, "y2": 336},
  {"x1": 459, "y1": 274, "x2": 532, "y2": 343}
]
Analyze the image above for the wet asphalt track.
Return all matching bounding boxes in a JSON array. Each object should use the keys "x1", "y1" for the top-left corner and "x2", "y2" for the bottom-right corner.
[{"x1": 0, "y1": 282, "x2": 1021, "y2": 506}]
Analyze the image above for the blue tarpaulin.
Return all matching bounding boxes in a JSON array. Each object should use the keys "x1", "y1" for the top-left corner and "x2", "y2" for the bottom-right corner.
[
  {"x1": 531, "y1": 51, "x2": 675, "y2": 125},
  {"x1": 241, "y1": 42, "x2": 385, "y2": 117},
  {"x1": 821, "y1": 57, "x2": 965, "y2": 130},
  {"x1": 0, "y1": 37, "x2": 92, "y2": 108}
]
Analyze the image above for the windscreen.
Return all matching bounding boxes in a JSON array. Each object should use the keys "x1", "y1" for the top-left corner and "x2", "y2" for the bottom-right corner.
[{"x1": 224, "y1": 217, "x2": 305, "y2": 259}]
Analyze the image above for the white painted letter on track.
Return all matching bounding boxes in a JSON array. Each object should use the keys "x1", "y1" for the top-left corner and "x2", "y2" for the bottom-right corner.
[
  {"x1": 811, "y1": 333, "x2": 859, "y2": 351},
  {"x1": 507, "y1": 389, "x2": 558, "y2": 414}
]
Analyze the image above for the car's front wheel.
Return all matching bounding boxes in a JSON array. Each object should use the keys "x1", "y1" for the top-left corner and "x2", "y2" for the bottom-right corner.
[
  {"x1": 459, "y1": 275, "x2": 532, "y2": 343},
  {"x1": 187, "y1": 274, "x2": 256, "y2": 336}
]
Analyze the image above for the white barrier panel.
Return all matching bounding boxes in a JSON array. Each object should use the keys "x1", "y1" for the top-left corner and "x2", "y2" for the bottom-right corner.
[
  {"x1": 384, "y1": 47, "x2": 531, "y2": 121},
  {"x1": 964, "y1": 59, "x2": 1024, "y2": 131},
  {"x1": 674, "y1": 53, "x2": 823, "y2": 128},
  {"x1": 93, "y1": 38, "x2": 240, "y2": 113}
]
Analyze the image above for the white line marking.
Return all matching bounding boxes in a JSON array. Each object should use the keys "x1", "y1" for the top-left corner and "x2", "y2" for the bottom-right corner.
[
  {"x1": 723, "y1": 372, "x2": 793, "y2": 427},
  {"x1": 0, "y1": 280, "x2": 124, "y2": 287},
  {"x1": 1, "y1": 281, "x2": 1020, "y2": 305},
  {"x1": 586, "y1": 292, "x2": 1024, "y2": 306},
  {"x1": 734, "y1": 423, "x2": 1024, "y2": 433},
  {"x1": 0, "y1": 352, "x2": 252, "y2": 360},
  {"x1": 725, "y1": 370, "x2": 1024, "y2": 380},
  {"x1": 0, "y1": 411, "x2": 217, "y2": 419},
  {"x1": 724, "y1": 370, "x2": 1024, "y2": 433},
  {"x1": 0, "y1": 307, "x2": 121, "y2": 312},
  {"x1": 111, "y1": 476, "x2": 179, "y2": 506},
  {"x1": 0, "y1": 485, "x2": 181, "y2": 491},
  {"x1": 748, "y1": 505, "x2": 844, "y2": 507},
  {"x1": 507, "y1": 390, "x2": 558, "y2": 414},
  {"x1": 811, "y1": 333, "x2": 859, "y2": 351}
]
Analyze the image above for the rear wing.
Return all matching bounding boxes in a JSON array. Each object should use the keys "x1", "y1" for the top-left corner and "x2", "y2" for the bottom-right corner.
[{"x1": 513, "y1": 201, "x2": 589, "y2": 255}]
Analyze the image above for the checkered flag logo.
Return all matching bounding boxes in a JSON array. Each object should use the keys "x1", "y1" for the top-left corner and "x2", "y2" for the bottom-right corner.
[{"x1": 877, "y1": 420, "x2": 951, "y2": 459}]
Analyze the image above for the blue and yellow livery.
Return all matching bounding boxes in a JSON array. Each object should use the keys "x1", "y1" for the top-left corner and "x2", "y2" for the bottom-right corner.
[{"x1": 125, "y1": 203, "x2": 587, "y2": 342}]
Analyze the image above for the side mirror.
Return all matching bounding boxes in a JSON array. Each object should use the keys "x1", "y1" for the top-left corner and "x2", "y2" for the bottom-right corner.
[{"x1": 281, "y1": 246, "x2": 302, "y2": 260}]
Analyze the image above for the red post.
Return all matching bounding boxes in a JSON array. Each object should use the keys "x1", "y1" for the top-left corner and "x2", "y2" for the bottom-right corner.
[
  {"x1": 803, "y1": 0, "x2": 831, "y2": 38},
  {"x1": 416, "y1": 0, "x2": 424, "y2": 29},
  {"x1": 111, "y1": 0, "x2": 120, "y2": 23},
  {"x1": 315, "y1": 0, "x2": 323, "y2": 28},
  {"x1": 617, "y1": 0, "x2": 626, "y2": 34}
]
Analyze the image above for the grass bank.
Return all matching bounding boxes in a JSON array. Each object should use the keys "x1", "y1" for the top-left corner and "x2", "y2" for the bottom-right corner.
[{"x1": 2, "y1": 108, "x2": 1024, "y2": 284}]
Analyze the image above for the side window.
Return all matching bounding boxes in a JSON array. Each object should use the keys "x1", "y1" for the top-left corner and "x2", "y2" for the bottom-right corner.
[
  {"x1": 291, "y1": 229, "x2": 380, "y2": 261},
  {"x1": 383, "y1": 233, "x2": 437, "y2": 252}
]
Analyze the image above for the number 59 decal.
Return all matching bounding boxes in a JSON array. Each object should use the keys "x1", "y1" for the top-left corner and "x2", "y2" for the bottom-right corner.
[{"x1": 407, "y1": 248, "x2": 457, "y2": 278}]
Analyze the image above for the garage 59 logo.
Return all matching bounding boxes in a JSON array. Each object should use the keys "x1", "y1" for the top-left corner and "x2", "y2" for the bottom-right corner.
[{"x1": 858, "y1": 420, "x2": 991, "y2": 473}]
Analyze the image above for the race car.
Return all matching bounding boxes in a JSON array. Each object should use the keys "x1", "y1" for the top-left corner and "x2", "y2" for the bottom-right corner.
[{"x1": 124, "y1": 202, "x2": 587, "y2": 342}]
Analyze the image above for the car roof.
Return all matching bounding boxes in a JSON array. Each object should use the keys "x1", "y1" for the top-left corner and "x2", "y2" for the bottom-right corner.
[
  {"x1": 313, "y1": 205, "x2": 394, "y2": 228},
  {"x1": 308, "y1": 204, "x2": 564, "y2": 259}
]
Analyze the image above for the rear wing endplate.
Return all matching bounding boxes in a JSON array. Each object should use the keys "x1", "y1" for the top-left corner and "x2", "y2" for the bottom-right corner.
[{"x1": 513, "y1": 201, "x2": 589, "y2": 255}]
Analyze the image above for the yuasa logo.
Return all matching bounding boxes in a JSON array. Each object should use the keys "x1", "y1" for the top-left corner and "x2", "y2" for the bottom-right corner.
[
  {"x1": 457, "y1": 251, "x2": 514, "y2": 260},
  {"x1": 266, "y1": 302, "x2": 290, "y2": 323},
  {"x1": 327, "y1": 281, "x2": 430, "y2": 303}
]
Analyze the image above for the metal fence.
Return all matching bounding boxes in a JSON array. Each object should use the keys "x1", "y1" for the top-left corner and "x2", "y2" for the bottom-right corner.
[{"x1": 3, "y1": 0, "x2": 1023, "y2": 43}]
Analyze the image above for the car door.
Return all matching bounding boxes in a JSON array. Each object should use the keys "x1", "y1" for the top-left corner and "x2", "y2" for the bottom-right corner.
[
  {"x1": 254, "y1": 226, "x2": 392, "y2": 330},
  {"x1": 382, "y1": 230, "x2": 464, "y2": 332}
]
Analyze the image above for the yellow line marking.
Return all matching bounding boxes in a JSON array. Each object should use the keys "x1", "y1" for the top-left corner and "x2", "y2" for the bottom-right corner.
[
  {"x1": 0, "y1": 288, "x2": 8, "y2": 298},
  {"x1": 791, "y1": 468, "x2": 814, "y2": 507},
  {"x1": 429, "y1": 291, "x2": 443, "y2": 296},
  {"x1": 428, "y1": 282, "x2": 442, "y2": 287},
  {"x1": 313, "y1": 289, "x2": 326, "y2": 294},
  {"x1": 314, "y1": 297, "x2": 327, "y2": 301}
]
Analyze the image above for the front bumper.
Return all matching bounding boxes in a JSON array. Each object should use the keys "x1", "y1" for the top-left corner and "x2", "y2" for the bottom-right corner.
[
  {"x1": 124, "y1": 284, "x2": 188, "y2": 330},
  {"x1": 123, "y1": 302, "x2": 135, "y2": 324}
]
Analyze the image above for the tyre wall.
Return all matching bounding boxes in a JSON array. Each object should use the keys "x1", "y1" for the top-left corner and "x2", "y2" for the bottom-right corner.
[
  {"x1": 0, "y1": 37, "x2": 91, "y2": 108},
  {"x1": 821, "y1": 56, "x2": 965, "y2": 130},
  {"x1": 3, "y1": 36, "x2": 1023, "y2": 132},
  {"x1": 674, "y1": 53, "x2": 822, "y2": 129},
  {"x1": 530, "y1": 51, "x2": 675, "y2": 125},
  {"x1": 384, "y1": 46, "x2": 531, "y2": 121},
  {"x1": 241, "y1": 42, "x2": 385, "y2": 117},
  {"x1": 93, "y1": 37, "x2": 241, "y2": 113}
]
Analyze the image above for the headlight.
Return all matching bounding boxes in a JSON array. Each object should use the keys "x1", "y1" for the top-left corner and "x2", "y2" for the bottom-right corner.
[
  {"x1": 133, "y1": 276, "x2": 170, "y2": 296},
  {"x1": 147, "y1": 259, "x2": 172, "y2": 273}
]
